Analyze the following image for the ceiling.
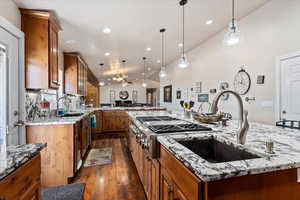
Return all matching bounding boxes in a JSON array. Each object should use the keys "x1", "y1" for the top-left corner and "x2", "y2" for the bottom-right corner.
[{"x1": 14, "y1": 0, "x2": 269, "y2": 83}]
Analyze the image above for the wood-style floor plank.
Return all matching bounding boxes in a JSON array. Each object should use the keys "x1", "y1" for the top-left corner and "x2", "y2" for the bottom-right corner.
[{"x1": 73, "y1": 136, "x2": 147, "y2": 200}]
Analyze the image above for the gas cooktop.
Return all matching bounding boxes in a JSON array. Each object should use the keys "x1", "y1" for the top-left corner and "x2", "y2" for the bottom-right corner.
[
  {"x1": 147, "y1": 123, "x2": 212, "y2": 134},
  {"x1": 136, "y1": 116, "x2": 180, "y2": 122}
]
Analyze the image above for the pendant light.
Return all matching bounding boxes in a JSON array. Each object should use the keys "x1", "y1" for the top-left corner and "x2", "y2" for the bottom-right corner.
[
  {"x1": 99, "y1": 63, "x2": 105, "y2": 86},
  {"x1": 224, "y1": 0, "x2": 241, "y2": 46},
  {"x1": 159, "y1": 28, "x2": 167, "y2": 78},
  {"x1": 142, "y1": 57, "x2": 147, "y2": 88},
  {"x1": 178, "y1": 0, "x2": 189, "y2": 68}
]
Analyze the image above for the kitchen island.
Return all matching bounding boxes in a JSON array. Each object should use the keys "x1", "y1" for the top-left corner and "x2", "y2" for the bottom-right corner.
[
  {"x1": 127, "y1": 111, "x2": 300, "y2": 200},
  {"x1": 25, "y1": 106, "x2": 165, "y2": 187},
  {"x1": 0, "y1": 143, "x2": 46, "y2": 199}
]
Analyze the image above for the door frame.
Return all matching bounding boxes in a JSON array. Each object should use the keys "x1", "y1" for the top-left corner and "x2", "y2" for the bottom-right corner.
[
  {"x1": 275, "y1": 51, "x2": 300, "y2": 122},
  {"x1": 0, "y1": 16, "x2": 25, "y2": 144}
]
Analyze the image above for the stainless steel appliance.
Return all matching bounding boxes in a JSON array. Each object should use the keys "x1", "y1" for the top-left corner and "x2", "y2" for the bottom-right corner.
[{"x1": 129, "y1": 116, "x2": 211, "y2": 158}]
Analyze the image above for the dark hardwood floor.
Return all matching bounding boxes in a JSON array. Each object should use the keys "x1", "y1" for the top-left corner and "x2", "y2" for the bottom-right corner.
[{"x1": 73, "y1": 135, "x2": 147, "y2": 200}]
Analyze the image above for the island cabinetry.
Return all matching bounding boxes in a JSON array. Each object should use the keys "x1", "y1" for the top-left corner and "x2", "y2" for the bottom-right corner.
[
  {"x1": 0, "y1": 154, "x2": 41, "y2": 200},
  {"x1": 20, "y1": 9, "x2": 61, "y2": 90},
  {"x1": 102, "y1": 111, "x2": 128, "y2": 132},
  {"x1": 128, "y1": 127, "x2": 160, "y2": 200},
  {"x1": 159, "y1": 146, "x2": 202, "y2": 200},
  {"x1": 160, "y1": 144, "x2": 300, "y2": 200}
]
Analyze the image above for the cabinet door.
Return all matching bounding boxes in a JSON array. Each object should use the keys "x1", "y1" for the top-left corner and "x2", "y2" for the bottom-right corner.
[
  {"x1": 161, "y1": 168, "x2": 173, "y2": 200},
  {"x1": 49, "y1": 23, "x2": 59, "y2": 89},
  {"x1": 151, "y1": 160, "x2": 160, "y2": 200},
  {"x1": 173, "y1": 184, "x2": 189, "y2": 200},
  {"x1": 81, "y1": 117, "x2": 88, "y2": 158},
  {"x1": 92, "y1": 111, "x2": 102, "y2": 134},
  {"x1": 102, "y1": 116, "x2": 128, "y2": 132}
]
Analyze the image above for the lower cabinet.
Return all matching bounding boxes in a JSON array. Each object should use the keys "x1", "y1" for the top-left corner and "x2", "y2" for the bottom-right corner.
[
  {"x1": 102, "y1": 111, "x2": 128, "y2": 132},
  {"x1": 26, "y1": 116, "x2": 91, "y2": 187},
  {"x1": 128, "y1": 128, "x2": 159, "y2": 200},
  {"x1": 159, "y1": 146, "x2": 202, "y2": 200},
  {"x1": 0, "y1": 154, "x2": 41, "y2": 200}
]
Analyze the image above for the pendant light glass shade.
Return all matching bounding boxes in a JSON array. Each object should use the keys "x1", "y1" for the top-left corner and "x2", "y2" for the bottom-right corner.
[
  {"x1": 178, "y1": 54, "x2": 189, "y2": 68},
  {"x1": 224, "y1": 0, "x2": 241, "y2": 46},
  {"x1": 142, "y1": 57, "x2": 147, "y2": 88},
  {"x1": 99, "y1": 81, "x2": 105, "y2": 86},
  {"x1": 224, "y1": 20, "x2": 240, "y2": 46},
  {"x1": 159, "y1": 28, "x2": 167, "y2": 78},
  {"x1": 159, "y1": 67, "x2": 167, "y2": 78},
  {"x1": 178, "y1": 0, "x2": 189, "y2": 68},
  {"x1": 99, "y1": 63, "x2": 105, "y2": 86}
]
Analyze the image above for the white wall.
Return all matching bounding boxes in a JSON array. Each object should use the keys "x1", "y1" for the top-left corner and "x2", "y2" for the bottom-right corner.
[
  {"x1": 100, "y1": 80, "x2": 160, "y2": 104},
  {"x1": 160, "y1": 0, "x2": 300, "y2": 124},
  {"x1": 0, "y1": 0, "x2": 20, "y2": 28}
]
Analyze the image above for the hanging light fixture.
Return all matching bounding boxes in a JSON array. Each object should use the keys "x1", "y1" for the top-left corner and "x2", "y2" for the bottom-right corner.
[
  {"x1": 159, "y1": 28, "x2": 167, "y2": 78},
  {"x1": 99, "y1": 63, "x2": 105, "y2": 86},
  {"x1": 224, "y1": 0, "x2": 241, "y2": 46},
  {"x1": 178, "y1": 0, "x2": 189, "y2": 68},
  {"x1": 142, "y1": 57, "x2": 147, "y2": 88}
]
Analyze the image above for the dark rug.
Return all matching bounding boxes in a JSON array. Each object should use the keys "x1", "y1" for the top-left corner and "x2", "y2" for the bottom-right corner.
[{"x1": 42, "y1": 183, "x2": 85, "y2": 200}]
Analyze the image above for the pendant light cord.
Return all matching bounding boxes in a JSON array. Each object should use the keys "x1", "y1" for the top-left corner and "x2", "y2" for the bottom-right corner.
[
  {"x1": 232, "y1": 0, "x2": 236, "y2": 31},
  {"x1": 182, "y1": 3, "x2": 185, "y2": 56}
]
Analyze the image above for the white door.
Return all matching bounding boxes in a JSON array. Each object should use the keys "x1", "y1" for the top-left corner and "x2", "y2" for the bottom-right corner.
[
  {"x1": 0, "y1": 26, "x2": 24, "y2": 145},
  {"x1": 280, "y1": 55, "x2": 300, "y2": 121}
]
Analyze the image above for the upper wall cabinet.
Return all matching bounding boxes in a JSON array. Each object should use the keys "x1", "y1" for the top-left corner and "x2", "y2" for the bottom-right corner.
[
  {"x1": 20, "y1": 9, "x2": 62, "y2": 90},
  {"x1": 64, "y1": 53, "x2": 87, "y2": 96}
]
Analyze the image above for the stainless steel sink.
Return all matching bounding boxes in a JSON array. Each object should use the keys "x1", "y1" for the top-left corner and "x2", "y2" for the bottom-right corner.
[
  {"x1": 178, "y1": 138, "x2": 261, "y2": 163},
  {"x1": 61, "y1": 112, "x2": 84, "y2": 117}
]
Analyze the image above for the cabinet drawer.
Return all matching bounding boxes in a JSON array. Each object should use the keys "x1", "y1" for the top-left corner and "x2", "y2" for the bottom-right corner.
[
  {"x1": 160, "y1": 146, "x2": 202, "y2": 200},
  {"x1": 0, "y1": 154, "x2": 41, "y2": 200}
]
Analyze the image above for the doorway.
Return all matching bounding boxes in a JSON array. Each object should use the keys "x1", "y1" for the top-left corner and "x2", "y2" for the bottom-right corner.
[
  {"x1": 146, "y1": 88, "x2": 157, "y2": 106},
  {"x1": 276, "y1": 52, "x2": 300, "y2": 121},
  {"x1": 0, "y1": 17, "x2": 25, "y2": 145}
]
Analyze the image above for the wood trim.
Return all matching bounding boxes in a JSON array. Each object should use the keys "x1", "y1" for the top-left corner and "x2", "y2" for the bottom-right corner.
[{"x1": 19, "y1": 8, "x2": 62, "y2": 30}]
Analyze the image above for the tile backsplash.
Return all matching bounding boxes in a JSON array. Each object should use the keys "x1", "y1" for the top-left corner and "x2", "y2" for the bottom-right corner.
[{"x1": 25, "y1": 89, "x2": 82, "y2": 121}]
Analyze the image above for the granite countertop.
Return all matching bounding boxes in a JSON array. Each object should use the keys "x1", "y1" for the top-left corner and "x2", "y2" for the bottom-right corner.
[
  {"x1": 25, "y1": 107, "x2": 165, "y2": 126},
  {"x1": 0, "y1": 143, "x2": 46, "y2": 181},
  {"x1": 128, "y1": 111, "x2": 300, "y2": 182}
]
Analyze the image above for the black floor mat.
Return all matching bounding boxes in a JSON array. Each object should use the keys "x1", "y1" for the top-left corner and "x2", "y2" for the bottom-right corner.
[{"x1": 42, "y1": 183, "x2": 85, "y2": 200}]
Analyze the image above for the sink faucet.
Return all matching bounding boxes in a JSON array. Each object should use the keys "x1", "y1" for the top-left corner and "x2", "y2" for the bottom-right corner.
[{"x1": 211, "y1": 90, "x2": 249, "y2": 145}]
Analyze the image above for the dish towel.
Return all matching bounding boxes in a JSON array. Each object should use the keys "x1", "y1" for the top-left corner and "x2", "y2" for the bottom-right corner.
[{"x1": 91, "y1": 114, "x2": 97, "y2": 129}]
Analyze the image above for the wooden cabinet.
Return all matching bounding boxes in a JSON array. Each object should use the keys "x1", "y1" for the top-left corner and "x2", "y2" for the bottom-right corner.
[
  {"x1": 159, "y1": 146, "x2": 202, "y2": 200},
  {"x1": 0, "y1": 154, "x2": 41, "y2": 200},
  {"x1": 81, "y1": 115, "x2": 91, "y2": 157},
  {"x1": 20, "y1": 9, "x2": 61, "y2": 89},
  {"x1": 128, "y1": 128, "x2": 160, "y2": 200},
  {"x1": 64, "y1": 52, "x2": 88, "y2": 96},
  {"x1": 92, "y1": 111, "x2": 103, "y2": 135},
  {"x1": 102, "y1": 111, "x2": 128, "y2": 132},
  {"x1": 26, "y1": 118, "x2": 91, "y2": 187}
]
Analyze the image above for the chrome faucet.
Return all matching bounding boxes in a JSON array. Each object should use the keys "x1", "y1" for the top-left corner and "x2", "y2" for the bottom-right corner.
[{"x1": 211, "y1": 90, "x2": 249, "y2": 145}]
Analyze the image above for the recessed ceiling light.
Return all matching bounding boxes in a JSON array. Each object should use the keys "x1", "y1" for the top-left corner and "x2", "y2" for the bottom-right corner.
[
  {"x1": 104, "y1": 52, "x2": 111, "y2": 56},
  {"x1": 103, "y1": 27, "x2": 111, "y2": 34},
  {"x1": 178, "y1": 43, "x2": 183, "y2": 47},
  {"x1": 142, "y1": 72, "x2": 145, "y2": 75},
  {"x1": 145, "y1": 47, "x2": 152, "y2": 51},
  {"x1": 148, "y1": 67, "x2": 151, "y2": 71},
  {"x1": 205, "y1": 20, "x2": 213, "y2": 25},
  {"x1": 66, "y1": 40, "x2": 76, "y2": 44},
  {"x1": 157, "y1": 60, "x2": 161, "y2": 63}
]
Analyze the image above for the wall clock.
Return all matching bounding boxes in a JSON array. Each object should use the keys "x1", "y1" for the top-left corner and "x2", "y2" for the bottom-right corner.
[{"x1": 234, "y1": 68, "x2": 251, "y2": 95}]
